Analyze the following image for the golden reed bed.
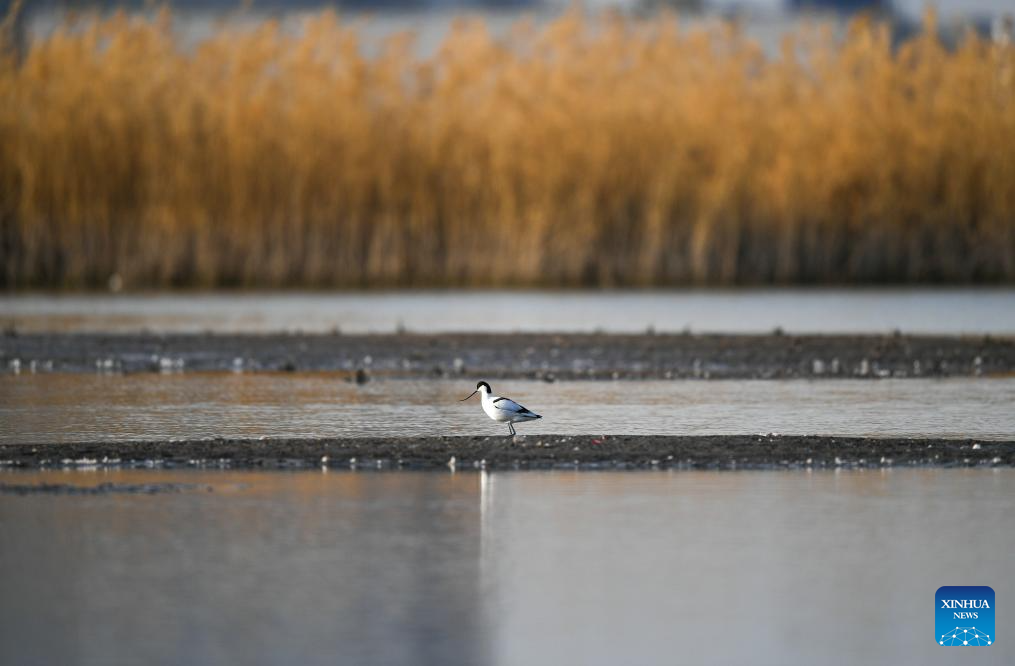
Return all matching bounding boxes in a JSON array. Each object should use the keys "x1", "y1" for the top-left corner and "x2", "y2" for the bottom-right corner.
[{"x1": 1, "y1": 8, "x2": 1013, "y2": 287}]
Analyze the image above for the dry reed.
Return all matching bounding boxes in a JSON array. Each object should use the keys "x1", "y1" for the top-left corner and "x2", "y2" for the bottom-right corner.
[{"x1": 1, "y1": 9, "x2": 1014, "y2": 287}]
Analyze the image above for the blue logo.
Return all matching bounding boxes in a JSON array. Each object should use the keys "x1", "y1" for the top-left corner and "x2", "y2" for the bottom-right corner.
[{"x1": 936, "y1": 586, "x2": 995, "y2": 646}]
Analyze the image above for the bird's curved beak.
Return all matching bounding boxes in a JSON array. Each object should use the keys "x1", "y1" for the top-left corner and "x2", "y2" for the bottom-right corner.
[{"x1": 459, "y1": 390, "x2": 478, "y2": 402}]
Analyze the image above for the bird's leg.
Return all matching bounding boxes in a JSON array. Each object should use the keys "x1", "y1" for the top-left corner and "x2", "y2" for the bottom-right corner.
[{"x1": 508, "y1": 423, "x2": 516, "y2": 436}]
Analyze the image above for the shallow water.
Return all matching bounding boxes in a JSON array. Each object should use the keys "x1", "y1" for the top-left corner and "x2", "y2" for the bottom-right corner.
[
  {"x1": 2, "y1": 375, "x2": 1013, "y2": 444},
  {"x1": 1, "y1": 468, "x2": 1012, "y2": 666},
  {"x1": 3, "y1": 289, "x2": 1015, "y2": 334}
]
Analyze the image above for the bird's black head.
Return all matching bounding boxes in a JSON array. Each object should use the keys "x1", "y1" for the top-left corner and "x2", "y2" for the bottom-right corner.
[{"x1": 460, "y1": 381, "x2": 491, "y2": 402}]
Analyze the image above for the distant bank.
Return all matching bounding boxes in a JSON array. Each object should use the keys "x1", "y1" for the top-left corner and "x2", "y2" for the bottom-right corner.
[{"x1": 3, "y1": 331, "x2": 1012, "y2": 378}]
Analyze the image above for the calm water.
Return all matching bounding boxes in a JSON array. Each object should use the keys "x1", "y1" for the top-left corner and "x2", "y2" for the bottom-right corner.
[
  {"x1": 2, "y1": 375, "x2": 1013, "y2": 444},
  {"x1": 1, "y1": 469, "x2": 1012, "y2": 666},
  {"x1": 3, "y1": 289, "x2": 1015, "y2": 334}
]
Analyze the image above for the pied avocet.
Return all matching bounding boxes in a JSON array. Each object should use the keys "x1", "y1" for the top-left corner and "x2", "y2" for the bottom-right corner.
[{"x1": 460, "y1": 381, "x2": 542, "y2": 436}]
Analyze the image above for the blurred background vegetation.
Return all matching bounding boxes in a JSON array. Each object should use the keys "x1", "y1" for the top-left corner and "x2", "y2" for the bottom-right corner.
[{"x1": 1, "y1": 0, "x2": 1013, "y2": 288}]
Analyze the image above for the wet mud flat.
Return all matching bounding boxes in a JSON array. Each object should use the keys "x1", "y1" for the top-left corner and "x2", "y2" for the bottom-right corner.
[
  {"x1": 3, "y1": 435, "x2": 1013, "y2": 471},
  {"x1": 2, "y1": 332, "x2": 1012, "y2": 379},
  {"x1": 0, "y1": 482, "x2": 213, "y2": 495}
]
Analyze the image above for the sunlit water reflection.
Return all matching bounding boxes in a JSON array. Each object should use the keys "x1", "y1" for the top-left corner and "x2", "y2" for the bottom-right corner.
[
  {"x1": 1, "y1": 469, "x2": 1012, "y2": 666},
  {"x1": 1, "y1": 375, "x2": 1013, "y2": 443}
]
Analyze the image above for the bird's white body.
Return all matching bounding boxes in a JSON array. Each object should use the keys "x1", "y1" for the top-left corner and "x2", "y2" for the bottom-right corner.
[{"x1": 464, "y1": 382, "x2": 542, "y2": 435}]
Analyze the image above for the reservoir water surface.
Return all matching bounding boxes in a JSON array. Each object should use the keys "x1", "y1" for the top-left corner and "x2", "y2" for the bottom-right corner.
[{"x1": 1, "y1": 468, "x2": 1012, "y2": 666}]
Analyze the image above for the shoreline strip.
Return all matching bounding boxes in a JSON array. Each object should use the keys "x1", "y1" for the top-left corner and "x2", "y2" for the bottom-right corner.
[{"x1": 3, "y1": 435, "x2": 1013, "y2": 471}]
